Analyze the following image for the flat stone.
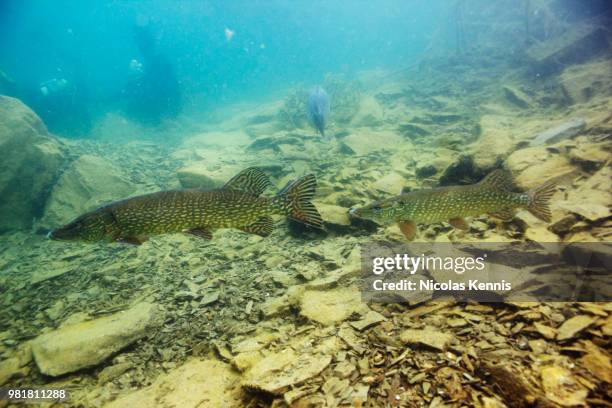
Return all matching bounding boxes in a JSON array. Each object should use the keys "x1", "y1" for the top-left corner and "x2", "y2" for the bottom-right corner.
[
  {"x1": 242, "y1": 348, "x2": 331, "y2": 395},
  {"x1": 176, "y1": 163, "x2": 227, "y2": 189},
  {"x1": 343, "y1": 130, "x2": 403, "y2": 156},
  {"x1": 315, "y1": 203, "x2": 351, "y2": 226},
  {"x1": 200, "y1": 291, "x2": 220, "y2": 306},
  {"x1": 300, "y1": 287, "x2": 368, "y2": 326},
  {"x1": 349, "y1": 310, "x2": 386, "y2": 331},
  {"x1": 560, "y1": 60, "x2": 612, "y2": 104},
  {"x1": 556, "y1": 315, "x2": 596, "y2": 341},
  {"x1": 372, "y1": 172, "x2": 405, "y2": 195},
  {"x1": 527, "y1": 23, "x2": 608, "y2": 76},
  {"x1": 529, "y1": 118, "x2": 586, "y2": 146},
  {"x1": 505, "y1": 146, "x2": 574, "y2": 189},
  {"x1": 0, "y1": 343, "x2": 32, "y2": 386},
  {"x1": 40, "y1": 154, "x2": 135, "y2": 228},
  {"x1": 502, "y1": 86, "x2": 532, "y2": 109},
  {"x1": 560, "y1": 166, "x2": 611, "y2": 221},
  {"x1": 350, "y1": 95, "x2": 384, "y2": 127},
  {"x1": 98, "y1": 362, "x2": 133, "y2": 384},
  {"x1": 400, "y1": 328, "x2": 455, "y2": 351},
  {"x1": 32, "y1": 302, "x2": 161, "y2": 376},
  {"x1": 540, "y1": 365, "x2": 587, "y2": 407},
  {"x1": 105, "y1": 359, "x2": 242, "y2": 408}
]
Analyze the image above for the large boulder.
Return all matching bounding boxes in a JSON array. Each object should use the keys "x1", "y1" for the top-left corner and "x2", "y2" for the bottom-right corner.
[
  {"x1": 31, "y1": 302, "x2": 161, "y2": 376},
  {"x1": 469, "y1": 115, "x2": 516, "y2": 171},
  {"x1": 177, "y1": 163, "x2": 229, "y2": 189},
  {"x1": 560, "y1": 60, "x2": 612, "y2": 105},
  {"x1": 350, "y1": 95, "x2": 384, "y2": 127},
  {"x1": 0, "y1": 96, "x2": 64, "y2": 231},
  {"x1": 39, "y1": 154, "x2": 136, "y2": 229}
]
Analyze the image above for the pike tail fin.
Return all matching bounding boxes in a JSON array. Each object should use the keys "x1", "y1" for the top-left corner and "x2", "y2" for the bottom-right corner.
[
  {"x1": 278, "y1": 174, "x2": 324, "y2": 229},
  {"x1": 527, "y1": 180, "x2": 556, "y2": 222}
]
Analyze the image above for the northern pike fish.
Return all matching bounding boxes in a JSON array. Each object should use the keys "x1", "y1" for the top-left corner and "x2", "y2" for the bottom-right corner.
[
  {"x1": 349, "y1": 170, "x2": 556, "y2": 240},
  {"x1": 49, "y1": 168, "x2": 323, "y2": 245}
]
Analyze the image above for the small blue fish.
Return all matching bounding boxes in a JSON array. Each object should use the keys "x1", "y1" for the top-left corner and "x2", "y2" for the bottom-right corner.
[{"x1": 307, "y1": 86, "x2": 330, "y2": 137}]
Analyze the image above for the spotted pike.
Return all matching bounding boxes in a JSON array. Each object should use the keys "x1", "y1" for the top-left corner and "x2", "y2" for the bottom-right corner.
[
  {"x1": 49, "y1": 168, "x2": 323, "y2": 245},
  {"x1": 349, "y1": 170, "x2": 556, "y2": 240}
]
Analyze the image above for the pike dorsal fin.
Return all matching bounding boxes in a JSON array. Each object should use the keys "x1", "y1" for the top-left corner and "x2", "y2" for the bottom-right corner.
[
  {"x1": 223, "y1": 167, "x2": 271, "y2": 196},
  {"x1": 479, "y1": 169, "x2": 514, "y2": 192}
]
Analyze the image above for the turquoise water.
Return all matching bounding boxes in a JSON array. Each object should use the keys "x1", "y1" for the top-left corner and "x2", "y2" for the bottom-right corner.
[{"x1": 0, "y1": 0, "x2": 446, "y2": 137}]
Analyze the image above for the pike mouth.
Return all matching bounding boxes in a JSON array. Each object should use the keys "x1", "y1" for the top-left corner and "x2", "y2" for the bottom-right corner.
[
  {"x1": 47, "y1": 228, "x2": 75, "y2": 241},
  {"x1": 47, "y1": 229, "x2": 63, "y2": 241}
]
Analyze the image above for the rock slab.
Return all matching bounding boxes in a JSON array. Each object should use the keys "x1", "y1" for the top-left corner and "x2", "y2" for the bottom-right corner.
[
  {"x1": 0, "y1": 96, "x2": 64, "y2": 231},
  {"x1": 40, "y1": 154, "x2": 135, "y2": 228},
  {"x1": 105, "y1": 359, "x2": 241, "y2": 408},
  {"x1": 31, "y1": 302, "x2": 161, "y2": 376},
  {"x1": 529, "y1": 118, "x2": 586, "y2": 146}
]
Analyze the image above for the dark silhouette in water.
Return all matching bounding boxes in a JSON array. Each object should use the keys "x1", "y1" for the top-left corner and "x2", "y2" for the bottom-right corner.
[
  {"x1": 123, "y1": 25, "x2": 182, "y2": 124},
  {"x1": 1, "y1": 64, "x2": 92, "y2": 137},
  {"x1": 307, "y1": 86, "x2": 330, "y2": 137}
]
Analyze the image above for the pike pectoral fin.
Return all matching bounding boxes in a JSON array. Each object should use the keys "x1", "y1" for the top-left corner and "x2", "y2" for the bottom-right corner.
[
  {"x1": 398, "y1": 220, "x2": 417, "y2": 241},
  {"x1": 488, "y1": 208, "x2": 515, "y2": 221},
  {"x1": 449, "y1": 217, "x2": 469, "y2": 230},
  {"x1": 187, "y1": 227, "x2": 213, "y2": 240},
  {"x1": 118, "y1": 235, "x2": 149, "y2": 245},
  {"x1": 239, "y1": 216, "x2": 274, "y2": 237}
]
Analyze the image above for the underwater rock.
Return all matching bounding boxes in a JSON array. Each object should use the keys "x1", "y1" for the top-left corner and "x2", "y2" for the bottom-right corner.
[
  {"x1": 39, "y1": 154, "x2": 136, "y2": 229},
  {"x1": 529, "y1": 118, "x2": 586, "y2": 146},
  {"x1": 0, "y1": 343, "x2": 32, "y2": 386},
  {"x1": 438, "y1": 155, "x2": 488, "y2": 186},
  {"x1": 350, "y1": 95, "x2": 384, "y2": 127},
  {"x1": 315, "y1": 203, "x2": 351, "y2": 227},
  {"x1": 527, "y1": 23, "x2": 609, "y2": 76},
  {"x1": 247, "y1": 133, "x2": 303, "y2": 151},
  {"x1": 176, "y1": 163, "x2": 226, "y2": 189},
  {"x1": 372, "y1": 172, "x2": 406, "y2": 195},
  {"x1": 558, "y1": 166, "x2": 611, "y2": 222},
  {"x1": 31, "y1": 302, "x2": 161, "y2": 376},
  {"x1": 398, "y1": 123, "x2": 431, "y2": 139},
  {"x1": 105, "y1": 359, "x2": 242, "y2": 408},
  {"x1": 560, "y1": 60, "x2": 612, "y2": 104},
  {"x1": 415, "y1": 164, "x2": 437, "y2": 179},
  {"x1": 342, "y1": 130, "x2": 403, "y2": 156},
  {"x1": 349, "y1": 310, "x2": 386, "y2": 331},
  {"x1": 299, "y1": 287, "x2": 368, "y2": 326},
  {"x1": 469, "y1": 115, "x2": 516, "y2": 172},
  {"x1": 579, "y1": 341, "x2": 612, "y2": 384},
  {"x1": 539, "y1": 365, "x2": 588, "y2": 407},
  {"x1": 502, "y1": 86, "x2": 533, "y2": 109},
  {"x1": 568, "y1": 138, "x2": 610, "y2": 171},
  {"x1": 242, "y1": 348, "x2": 332, "y2": 395},
  {"x1": 181, "y1": 130, "x2": 251, "y2": 149},
  {"x1": 400, "y1": 328, "x2": 455, "y2": 352},
  {"x1": 97, "y1": 362, "x2": 133, "y2": 384},
  {"x1": 556, "y1": 315, "x2": 596, "y2": 342},
  {"x1": 504, "y1": 146, "x2": 574, "y2": 190},
  {"x1": 260, "y1": 286, "x2": 304, "y2": 318},
  {"x1": 0, "y1": 96, "x2": 64, "y2": 232}
]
